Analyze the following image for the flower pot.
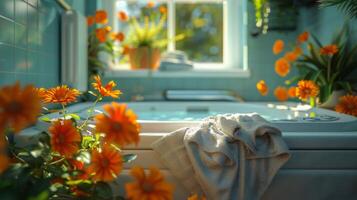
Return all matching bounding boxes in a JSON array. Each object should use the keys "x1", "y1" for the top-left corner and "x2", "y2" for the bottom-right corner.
[
  {"x1": 128, "y1": 47, "x2": 161, "y2": 70},
  {"x1": 319, "y1": 90, "x2": 346, "y2": 109}
]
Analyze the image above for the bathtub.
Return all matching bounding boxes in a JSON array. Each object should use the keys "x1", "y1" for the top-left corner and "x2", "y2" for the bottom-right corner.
[{"x1": 32, "y1": 101, "x2": 357, "y2": 199}]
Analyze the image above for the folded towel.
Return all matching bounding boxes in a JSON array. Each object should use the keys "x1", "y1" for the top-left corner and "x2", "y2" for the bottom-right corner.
[{"x1": 152, "y1": 114, "x2": 290, "y2": 200}]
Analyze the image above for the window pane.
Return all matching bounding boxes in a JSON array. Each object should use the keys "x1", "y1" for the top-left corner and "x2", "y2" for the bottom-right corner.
[{"x1": 175, "y1": 3, "x2": 224, "y2": 63}]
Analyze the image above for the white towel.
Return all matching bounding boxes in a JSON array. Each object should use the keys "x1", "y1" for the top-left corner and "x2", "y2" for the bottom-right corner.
[{"x1": 152, "y1": 114, "x2": 290, "y2": 200}]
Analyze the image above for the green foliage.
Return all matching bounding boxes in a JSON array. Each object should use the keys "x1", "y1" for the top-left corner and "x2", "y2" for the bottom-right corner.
[{"x1": 320, "y1": 0, "x2": 357, "y2": 19}]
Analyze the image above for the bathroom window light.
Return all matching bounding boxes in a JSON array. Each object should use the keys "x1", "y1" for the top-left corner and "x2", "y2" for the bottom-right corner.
[{"x1": 105, "y1": 0, "x2": 247, "y2": 73}]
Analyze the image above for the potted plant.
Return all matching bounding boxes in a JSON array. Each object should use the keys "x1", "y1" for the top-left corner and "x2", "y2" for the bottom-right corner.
[{"x1": 120, "y1": 4, "x2": 171, "y2": 70}]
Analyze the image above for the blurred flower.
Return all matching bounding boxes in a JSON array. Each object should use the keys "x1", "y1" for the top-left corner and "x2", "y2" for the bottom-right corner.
[
  {"x1": 297, "y1": 31, "x2": 309, "y2": 43},
  {"x1": 96, "y1": 27, "x2": 110, "y2": 43},
  {"x1": 111, "y1": 32, "x2": 125, "y2": 42},
  {"x1": 95, "y1": 102, "x2": 140, "y2": 147},
  {"x1": 125, "y1": 166, "x2": 173, "y2": 200},
  {"x1": 284, "y1": 51, "x2": 298, "y2": 62},
  {"x1": 335, "y1": 95, "x2": 357, "y2": 116},
  {"x1": 272, "y1": 40, "x2": 284, "y2": 55},
  {"x1": 275, "y1": 58, "x2": 290, "y2": 77},
  {"x1": 87, "y1": 146, "x2": 123, "y2": 182},
  {"x1": 123, "y1": 45, "x2": 130, "y2": 55},
  {"x1": 256, "y1": 80, "x2": 269, "y2": 96},
  {"x1": 288, "y1": 86, "x2": 297, "y2": 98},
  {"x1": 188, "y1": 194, "x2": 206, "y2": 200},
  {"x1": 147, "y1": 1, "x2": 155, "y2": 8},
  {"x1": 296, "y1": 80, "x2": 319, "y2": 101},
  {"x1": 0, "y1": 82, "x2": 41, "y2": 133},
  {"x1": 40, "y1": 85, "x2": 80, "y2": 105},
  {"x1": 118, "y1": 11, "x2": 129, "y2": 22},
  {"x1": 294, "y1": 46, "x2": 303, "y2": 56},
  {"x1": 95, "y1": 10, "x2": 108, "y2": 24},
  {"x1": 320, "y1": 44, "x2": 338, "y2": 56},
  {"x1": 274, "y1": 87, "x2": 289, "y2": 101},
  {"x1": 0, "y1": 135, "x2": 6, "y2": 149},
  {"x1": 0, "y1": 153, "x2": 9, "y2": 174},
  {"x1": 87, "y1": 16, "x2": 95, "y2": 26},
  {"x1": 49, "y1": 120, "x2": 81, "y2": 158},
  {"x1": 159, "y1": 6, "x2": 167, "y2": 14},
  {"x1": 92, "y1": 75, "x2": 122, "y2": 98}
]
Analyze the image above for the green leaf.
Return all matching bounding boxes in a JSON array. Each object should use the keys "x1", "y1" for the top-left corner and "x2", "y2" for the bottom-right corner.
[
  {"x1": 68, "y1": 114, "x2": 81, "y2": 121},
  {"x1": 94, "y1": 182, "x2": 113, "y2": 200},
  {"x1": 39, "y1": 117, "x2": 51, "y2": 123},
  {"x1": 122, "y1": 154, "x2": 137, "y2": 163}
]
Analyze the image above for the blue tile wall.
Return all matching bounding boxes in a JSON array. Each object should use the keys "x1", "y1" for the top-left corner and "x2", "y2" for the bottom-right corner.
[{"x1": 0, "y1": 0, "x2": 60, "y2": 87}]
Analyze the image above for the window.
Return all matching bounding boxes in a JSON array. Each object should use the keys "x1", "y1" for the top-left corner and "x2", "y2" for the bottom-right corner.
[{"x1": 103, "y1": 0, "x2": 247, "y2": 73}]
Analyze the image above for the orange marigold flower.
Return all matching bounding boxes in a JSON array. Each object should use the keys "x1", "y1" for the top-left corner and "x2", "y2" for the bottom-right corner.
[
  {"x1": 188, "y1": 194, "x2": 206, "y2": 200},
  {"x1": 159, "y1": 6, "x2": 167, "y2": 14},
  {"x1": 118, "y1": 11, "x2": 129, "y2": 22},
  {"x1": 95, "y1": 10, "x2": 108, "y2": 24},
  {"x1": 92, "y1": 75, "x2": 122, "y2": 98},
  {"x1": 294, "y1": 46, "x2": 303, "y2": 56},
  {"x1": 87, "y1": 16, "x2": 95, "y2": 26},
  {"x1": 147, "y1": 1, "x2": 155, "y2": 8},
  {"x1": 87, "y1": 146, "x2": 123, "y2": 182},
  {"x1": 96, "y1": 27, "x2": 110, "y2": 43},
  {"x1": 288, "y1": 86, "x2": 297, "y2": 98},
  {"x1": 296, "y1": 80, "x2": 319, "y2": 101},
  {"x1": 274, "y1": 87, "x2": 289, "y2": 102},
  {"x1": 0, "y1": 153, "x2": 9, "y2": 174},
  {"x1": 40, "y1": 85, "x2": 80, "y2": 105},
  {"x1": 49, "y1": 120, "x2": 81, "y2": 158},
  {"x1": 335, "y1": 95, "x2": 357, "y2": 116},
  {"x1": 95, "y1": 102, "x2": 140, "y2": 147},
  {"x1": 284, "y1": 51, "x2": 298, "y2": 62},
  {"x1": 256, "y1": 80, "x2": 269, "y2": 96},
  {"x1": 125, "y1": 166, "x2": 173, "y2": 200},
  {"x1": 320, "y1": 44, "x2": 338, "y2": 56},
  {"x1": 297, "y1": 31, "x2": 309, "y2": 43},
  {"x1": 0, "y1": 82, "x2": 41, "y2": 133},
  {"x1": 123, "y1": 45, "x2": 130, "y2": 55},
  {"x1": 111, "y1": 32, "x2": 125, "y2": 42},
  {"x1": 273, "y1": 40, "x2": 284, "y2": 55},
  {"x1": 275, "y1": 58, "x2": 290, "y2": 77}
]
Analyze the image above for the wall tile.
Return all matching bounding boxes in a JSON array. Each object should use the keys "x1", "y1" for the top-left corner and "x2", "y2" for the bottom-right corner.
[
  {"x1": 14, "y1": 47, "x2": 27, "y2": 73},
  {"x1": 15, "y1": 23, "x2": 27, "y2": 48},
  {"x1": 0, "y1": 17, "x2": 14, "y2": 45},
  {"x1": 27, "y1": 50, "x2": 39, "y2": 73},
  {"x1": 0, "y1": 0, "x2": 15, "y2": 20},
  {"x1": 0, "y1": 44, "x2": 14, "y2": 72},
  {"x1": 14, "y1": 0, "x2": 27, "y2": 25},
  {"x1": 0, "y1": 72, "x2": 15, "y2": 85}
]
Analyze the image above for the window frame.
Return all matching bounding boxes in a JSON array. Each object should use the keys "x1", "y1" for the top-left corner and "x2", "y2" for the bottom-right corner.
[{"x1": 102, "y1": 0, "x2": 248, "y2": 76}]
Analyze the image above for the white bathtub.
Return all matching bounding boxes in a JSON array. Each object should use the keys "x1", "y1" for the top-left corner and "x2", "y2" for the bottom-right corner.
[{"x1": 33, "y1": 101, "x2": 357, "y2": 199}]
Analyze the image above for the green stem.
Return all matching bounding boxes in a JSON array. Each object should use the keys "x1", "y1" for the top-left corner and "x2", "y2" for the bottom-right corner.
[
  {"x1": 327, "y1": 57, "x2": 331, "y2": 82},
  {"x1": 49, "y1": 157, "x2": 65, "y2": 165},
  {"x1": 79, "y1": 97, "x2": 101, "y2": 130}
]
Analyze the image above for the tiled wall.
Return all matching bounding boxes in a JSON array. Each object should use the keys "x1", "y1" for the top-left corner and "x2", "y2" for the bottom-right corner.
[{"x1": 0, "y1": 0, "x2": 60, "y2": 87}]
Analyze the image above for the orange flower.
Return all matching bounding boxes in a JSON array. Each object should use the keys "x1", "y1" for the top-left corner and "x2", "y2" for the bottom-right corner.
[
  {"x1": 123, "y1": 45, "x2": 130, "y2": 55},
  {"x1": 256, "y1": 80, "x2": 269, "y2": 96},
  {"x1": 147, "y1": 1, "x2": 155, "y2": 8},
  {"x1": 275, "y1": 58, "x2": 290, "y2": 77},
  {"x1": 40, "y1": 85, "x2": 80, "y2": 105},
  {"x1": 0, "y1": 135, "x2": 6, "y2": 149},
  {"x1": 95, "y1": 10, "x2": 108, "y2": 24},
  {"x1": 274, "y1": 87, "x2": 289, "y2": 101},
  {"x1": 297, "y1": 31, "x2": 309, "y2": 43},
  {"x1": 87, "y1": 146, "x2": 123, "y2": 182},
  {"x1": 335, "y1": 95, "x2": 357, "y2": 116},
  {"x1": 111, "y1": 32, "x2": 125, "y2": 42},
  {"x1": 188, "y1": 194, "x2": 206, "y2": 200},
  {"x1": 288, "y1": 86, "x2": 297, "y2": 98},
  {"x1": 118, "y1": 11, "x2": 129, "y2": 22},
  {"x1": 0, "y1": 153, "x2": 9, "y2": 174},
  {"x1": 159, "y1": 6, "x2": 167, "y2": 14},
  {"x1": 294, "y1": 46, "x2": 303, "y2": 56},
  {"x1": 320, "y1": 44, "x2": 338, "y2": 56},
  {"x1": 92, "y1": 75, "x2": 122, "y2": 98},
  {"x1": 95, "y1": 102, "x2": 140, "y2": 147},
  {"x1": 296, "y1": 80, "x2": 319, "y2": 101},
  {"x1": 273, "y1": 40, "x2": 284, "y2": 55},
  {"x1": 87, "y1": 16, "x2": 95, "y2": 26},
  {"x1": 284, "y1": 51, "x2": 298, "y2": 62},
  {"x1": 49, "y1": 120, "x2": 81, "y2": 158},
  {"x1": 125, "y1": 166, "x2": 173, "y2": 200},
  {"x1": 96, "y1": 27, "x2": 110, "y2": 43},
  {"x1": 0, "y1": 82, "x2": 41, "y2": 133}
]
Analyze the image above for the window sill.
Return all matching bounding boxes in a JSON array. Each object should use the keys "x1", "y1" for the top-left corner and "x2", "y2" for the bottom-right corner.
[{"x1": 104, "y1": 68, "x2": 251, "y2": 78}]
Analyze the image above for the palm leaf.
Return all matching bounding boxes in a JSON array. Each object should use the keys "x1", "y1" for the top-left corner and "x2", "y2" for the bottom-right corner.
[{"x1": 320, "y1": 0, "x2": 357, "y2": 19}]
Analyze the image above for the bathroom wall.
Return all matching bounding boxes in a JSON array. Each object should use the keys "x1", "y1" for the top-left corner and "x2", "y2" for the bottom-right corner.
[{"x1": 100, "y1": 3, "x2": 357, "y2": 102}]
